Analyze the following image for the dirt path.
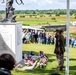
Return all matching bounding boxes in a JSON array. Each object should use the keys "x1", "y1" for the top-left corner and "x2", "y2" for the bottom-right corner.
[{"x1": 70, "y1": 26, "x2": 76, "y2": 33}]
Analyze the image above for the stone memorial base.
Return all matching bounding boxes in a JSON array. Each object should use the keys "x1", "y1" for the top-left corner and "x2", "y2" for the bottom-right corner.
[{"x1": 0, "y1": 22, "x2": 22, "y2": 62}]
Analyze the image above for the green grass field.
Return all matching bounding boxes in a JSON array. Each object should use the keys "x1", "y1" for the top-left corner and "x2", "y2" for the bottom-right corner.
[
  {"x1": 12, "y1": 44, "x2": 76, "y2": 75},
  {"x1": 16, "y1": 14, "x2": 76, "y2": 26},
  {"x1": 18, "y1": 19, "x2": 66, "y2": 26},
  {"x1": 1, "y1": 14, "x2": 76, "y2": 26}
]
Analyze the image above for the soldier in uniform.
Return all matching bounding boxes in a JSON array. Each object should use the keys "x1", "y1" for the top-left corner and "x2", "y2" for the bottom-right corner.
[{"x1": 54, "y1": 29, "x2": 65, "y2": 71}]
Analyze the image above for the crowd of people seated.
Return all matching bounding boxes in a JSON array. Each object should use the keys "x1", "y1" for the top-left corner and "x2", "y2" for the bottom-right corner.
[{"x1": 22, "y1": 29, "x2": 55, "y2": 44}]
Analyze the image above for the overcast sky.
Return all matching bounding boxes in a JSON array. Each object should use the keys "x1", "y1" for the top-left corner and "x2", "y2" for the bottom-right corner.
[{"x1": 0, "y1": 0, "x2": 76, "y2": 10}]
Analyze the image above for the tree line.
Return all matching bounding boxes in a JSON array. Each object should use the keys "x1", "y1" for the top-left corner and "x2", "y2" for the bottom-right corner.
[{"x1": 0, "y1": 9, "x2": 76, "y2": 16}]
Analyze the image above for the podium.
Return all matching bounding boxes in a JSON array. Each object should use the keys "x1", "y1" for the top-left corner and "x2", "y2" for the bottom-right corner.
[{"x1": 0, "y1": 22, "x2": 22, "y2": 62}]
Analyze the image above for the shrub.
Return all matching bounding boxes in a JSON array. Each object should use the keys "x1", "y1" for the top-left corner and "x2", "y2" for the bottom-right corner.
[{"x1": 51, "y1": 17, "x2": 55, "y2": 20}]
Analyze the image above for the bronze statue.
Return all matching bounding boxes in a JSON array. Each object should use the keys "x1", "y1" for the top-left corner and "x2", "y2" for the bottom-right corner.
[{"x1": 1, "y1": 0, "x2": 24, "y2": 22}]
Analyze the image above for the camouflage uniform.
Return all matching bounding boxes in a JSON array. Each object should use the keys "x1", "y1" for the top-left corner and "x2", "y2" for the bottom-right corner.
[
  {"x1": 54, "y1": 33, "x2": 65, "y2": 70},
  {"x1": 56, "y1": 54, "x2": 64, "y2": 68}
]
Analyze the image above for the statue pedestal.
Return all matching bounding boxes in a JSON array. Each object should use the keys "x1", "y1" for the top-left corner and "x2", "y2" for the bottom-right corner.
[{"x1": 0, "y1": 22, "x2": 22, "y2": 62}]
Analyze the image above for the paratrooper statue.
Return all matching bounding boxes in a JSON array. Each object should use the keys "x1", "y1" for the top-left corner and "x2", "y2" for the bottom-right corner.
[{"x1": 1, "y1": 0, "x2": 24, "y2": 22}]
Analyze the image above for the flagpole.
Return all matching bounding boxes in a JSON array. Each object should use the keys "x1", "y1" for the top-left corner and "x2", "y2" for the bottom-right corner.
[{"x1": 66, "y1": 0, "x2": 70, "y2": 75}]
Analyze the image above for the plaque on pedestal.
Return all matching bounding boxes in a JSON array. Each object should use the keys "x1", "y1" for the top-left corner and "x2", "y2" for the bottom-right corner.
[{"x1": 0, "y1": 22, "x2": 22, "y2": 62}]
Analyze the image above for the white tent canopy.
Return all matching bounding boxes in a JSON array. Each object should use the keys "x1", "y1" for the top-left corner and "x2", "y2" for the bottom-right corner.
[{"x1": 22, "y1": 26, "x2": 44, "y2": 32}]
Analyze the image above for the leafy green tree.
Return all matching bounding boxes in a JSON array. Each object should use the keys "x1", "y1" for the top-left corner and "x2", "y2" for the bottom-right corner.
[
  {"x1": 51, "y1": 17, "x2": 56, "y2": 20},
  {"x1": 74, "y1": 16, "x2": 76, "y2": 19}
]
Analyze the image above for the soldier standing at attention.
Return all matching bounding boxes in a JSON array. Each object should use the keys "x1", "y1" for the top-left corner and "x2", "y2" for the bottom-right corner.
[{"x1": 54, "y1": 29, "x2": 65, "y2": 71}]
